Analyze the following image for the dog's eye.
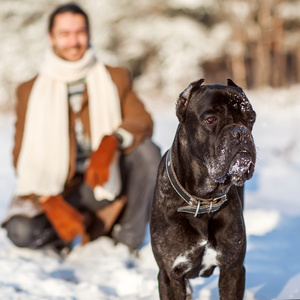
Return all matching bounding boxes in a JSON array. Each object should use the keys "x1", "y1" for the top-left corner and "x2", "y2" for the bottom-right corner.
[
  {"x1": 205, "y1": 116, "x2": 217, "y2": 124},
  {"x1": 248, "y1": 118, "x2": 255, "y2": 125},
  {"x1": 248, "y1": 112, "x2": 256, "y2": 126}
]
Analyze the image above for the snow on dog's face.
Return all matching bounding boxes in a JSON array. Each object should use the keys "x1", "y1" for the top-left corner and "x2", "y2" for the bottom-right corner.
[{"x1": 176, "y1": 79, "x2": 256, "y2": 186}]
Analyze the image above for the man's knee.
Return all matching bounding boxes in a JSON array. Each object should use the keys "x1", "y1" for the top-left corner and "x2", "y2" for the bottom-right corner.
[
  {"x1": 139, "y1": 138, "x2": 161, "y2": 164},
  {"x1": 5, "y1": 216, "x2": 39, "y2": 248},
  {"x1": 125, "y1": 138, "x2": 161, "y2": 173}
]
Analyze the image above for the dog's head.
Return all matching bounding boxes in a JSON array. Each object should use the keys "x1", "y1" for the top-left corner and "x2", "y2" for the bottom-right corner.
[{"x1": 176, "y1": 79, "x2": 256, "y2": 186}]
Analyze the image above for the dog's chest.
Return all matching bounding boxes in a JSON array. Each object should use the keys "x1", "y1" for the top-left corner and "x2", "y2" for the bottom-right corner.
[
  {"x1": 199, "y1": 243, "x2": 219, "y2": 276},
  {"x1": 172, "y1": 240, "x2": 220, "y2": 277}
]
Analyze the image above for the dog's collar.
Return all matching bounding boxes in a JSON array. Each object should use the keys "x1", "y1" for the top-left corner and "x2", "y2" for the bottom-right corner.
[{"x1": 166, "y1": 149, "x2": 227, "y2": 217}]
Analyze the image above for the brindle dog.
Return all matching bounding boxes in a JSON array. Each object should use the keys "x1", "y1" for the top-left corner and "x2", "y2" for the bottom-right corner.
[{"x1": 150, "y1": 79, "x2": 256, "y2": 300}]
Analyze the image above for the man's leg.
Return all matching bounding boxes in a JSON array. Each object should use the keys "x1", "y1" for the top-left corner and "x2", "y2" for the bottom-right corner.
[
  {"x1": 112, "y1": 138, "x2": 161, "y2": 250},
  {"x1": 5, "y1": 214, "x2": 60, "y2": 249},
  {"x1": 5, "y1": 185, "x2": 93, "y2": 250},
  {"x1": 74, "y1": 178, "x2": 126, "y2": 240}
]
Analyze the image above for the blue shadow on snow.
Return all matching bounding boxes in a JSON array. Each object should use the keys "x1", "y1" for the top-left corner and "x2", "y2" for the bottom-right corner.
[{"x1": 245, "y1": 215, "x2": 300, "y2": 299}]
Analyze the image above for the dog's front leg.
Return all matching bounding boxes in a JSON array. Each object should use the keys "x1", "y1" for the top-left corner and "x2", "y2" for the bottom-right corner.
[
  {"x1": 158, "y1": 269, "x2": 189, "y2": 300},
  {"x1": 218, "y1": 265, "x2": 245, "y2": 300}
]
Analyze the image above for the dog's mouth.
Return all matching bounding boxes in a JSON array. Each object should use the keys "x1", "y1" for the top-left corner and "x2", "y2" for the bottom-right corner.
[
  {"x1": 227, "y1": 150, "x2": 255, "y2": 186},
  {"x1": 207, "y1": 147, "x2": 256, "y2": 186}
]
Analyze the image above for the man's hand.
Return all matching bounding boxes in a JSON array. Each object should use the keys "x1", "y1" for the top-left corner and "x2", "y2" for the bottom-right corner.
[
  {"x1": 85, "y1": 135, "x2": 119, "y2": 188},
  {"x1": 41, "y1": 195, "x2": 84, "y2": 242}
]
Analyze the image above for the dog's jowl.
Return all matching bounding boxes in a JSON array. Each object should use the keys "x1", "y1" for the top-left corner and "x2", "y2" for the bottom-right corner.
[{"x1": 150, "y1": 79, "x2": 256, "y2": 300}]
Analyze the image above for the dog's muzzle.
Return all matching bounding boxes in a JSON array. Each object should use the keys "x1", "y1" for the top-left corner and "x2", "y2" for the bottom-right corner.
[{"x1": 209, "y1": 125, "x2": 256, "y2": 185}]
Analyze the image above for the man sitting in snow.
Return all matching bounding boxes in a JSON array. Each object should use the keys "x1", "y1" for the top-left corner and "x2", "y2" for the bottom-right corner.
[{"x1": 2, "y1": 3, "x2": 161, "y2": 254}]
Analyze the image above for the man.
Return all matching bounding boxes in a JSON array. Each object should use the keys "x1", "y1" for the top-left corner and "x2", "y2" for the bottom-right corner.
[{"x1": 2, "y1": 3, "x2": 161, "y2": 254}]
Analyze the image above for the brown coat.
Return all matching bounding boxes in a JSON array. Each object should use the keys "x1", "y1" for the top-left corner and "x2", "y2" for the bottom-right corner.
[
  {"x1": 2, "y1": 65, "x2": 153, "y2": 226},
  {"x1": 13, "y1": 65, "x2": 153, "y2": 186}
]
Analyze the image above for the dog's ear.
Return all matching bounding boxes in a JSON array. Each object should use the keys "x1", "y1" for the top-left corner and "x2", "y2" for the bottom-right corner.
[
  {"x1": 227, "y1": 79, "x2": 243, "y2": 92},
  {"x1": 176, "y1": 78, "x2": 205, "y2": 122}
]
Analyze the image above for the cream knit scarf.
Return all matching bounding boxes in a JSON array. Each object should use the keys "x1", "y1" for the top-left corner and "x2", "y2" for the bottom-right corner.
[{"x1": 15, "y1": 48, "x2": 122, "y2": 198}]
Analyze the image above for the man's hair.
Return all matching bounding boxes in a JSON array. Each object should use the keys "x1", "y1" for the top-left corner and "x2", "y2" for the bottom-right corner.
[{"x1": 48, "y1": 2, "x2": 90, "y2": 34}]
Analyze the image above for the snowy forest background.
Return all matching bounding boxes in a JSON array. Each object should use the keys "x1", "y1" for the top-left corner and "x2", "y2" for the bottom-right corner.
[
  {"x1": 1, "y1": 0, "x2": 300, "y2": 107},
  {"x1": 1, "y1": 1, "x2": 300, "y2": 299}
]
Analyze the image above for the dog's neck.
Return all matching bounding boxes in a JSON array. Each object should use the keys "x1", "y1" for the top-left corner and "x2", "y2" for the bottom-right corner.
[{"x1": 172, "y1": 125, "x2": 231, "y2": 200}]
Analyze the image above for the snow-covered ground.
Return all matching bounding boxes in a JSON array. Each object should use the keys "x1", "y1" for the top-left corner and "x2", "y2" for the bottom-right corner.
[{"x1": 1, "y1": 84, "x2": 300, "y2": 299}]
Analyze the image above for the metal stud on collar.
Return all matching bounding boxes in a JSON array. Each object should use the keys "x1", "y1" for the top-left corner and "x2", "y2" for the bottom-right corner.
[{"x1": 194, "y1": 201, "x2": 201, "y2": 217}]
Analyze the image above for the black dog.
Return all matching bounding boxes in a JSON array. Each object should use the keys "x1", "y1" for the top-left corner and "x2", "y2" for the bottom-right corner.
[{"x1": 150, "y1": 79, "x2": 256, "y2": 300}]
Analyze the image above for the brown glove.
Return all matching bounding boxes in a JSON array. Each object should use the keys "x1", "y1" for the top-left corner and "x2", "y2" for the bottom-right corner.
[
  {"x1": 41, "y1": 195, "x2": 84, "y2": 242},
  {"x1": 85, "y1": 135, "x2": 119, "y2": 188}
]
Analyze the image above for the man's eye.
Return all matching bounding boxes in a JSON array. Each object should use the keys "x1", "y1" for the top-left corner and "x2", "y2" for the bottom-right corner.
[{"x1": 205, "y1": 116, "x2": 217, "y2": 124}]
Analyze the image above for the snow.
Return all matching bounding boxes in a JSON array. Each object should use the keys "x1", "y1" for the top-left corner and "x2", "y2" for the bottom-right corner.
[{"x1": 1, "y1": 84, "x2": 300, "y2": 299}]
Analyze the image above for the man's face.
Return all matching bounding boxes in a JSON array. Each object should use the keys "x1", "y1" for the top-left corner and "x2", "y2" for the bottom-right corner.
[{"x1": 49, "y1": 12, "x2": 89, "y2": 61}]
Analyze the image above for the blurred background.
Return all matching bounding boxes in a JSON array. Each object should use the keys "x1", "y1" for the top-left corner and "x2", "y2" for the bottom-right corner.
[
  {"x1": 1, "y1": 1, "x2": 300, "y2": 299},
  {"x1": 0, "y1": 0, "x2": 300, "y2": 108}
]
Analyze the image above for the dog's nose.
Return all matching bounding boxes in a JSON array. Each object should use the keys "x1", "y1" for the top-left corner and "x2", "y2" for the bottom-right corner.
[{"x1": 231, "y1": 126, "x2": 250, "y2": 143}]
